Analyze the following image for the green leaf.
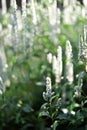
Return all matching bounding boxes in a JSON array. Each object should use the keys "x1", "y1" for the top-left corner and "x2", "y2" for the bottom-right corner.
[
  {"x1": 22, "y1": 104, "x2": 34, "y2": 113},
  {"x1": 41, "y1": 103, "x2": 49, "y2": 109},
  {"x1": 52, "y1": 120, "x2": 59, "y2": 130},
  {"x1": 57, "y1": 114, "x2": 69, "y2": 120},
  {"x1": 39, "y1": 111, "x2": 50, "y2": 118},
  {"x1": 50, "y1": 95, "x2": 58, "y2": 103},
  {"x1": 16, "y1": 112, "x2": 21, "y2": 124}
]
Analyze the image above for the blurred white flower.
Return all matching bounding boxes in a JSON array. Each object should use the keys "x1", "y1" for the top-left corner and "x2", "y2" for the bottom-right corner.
[
  {"x1": 52, "y1": 55, "x2": 57, "y2": 75},
  {"x1": 84, "y1": 25, "x2": 87, "y2": 43},
  {"x1": 10, "y1": 0, "x2": 13, "y2": 7},
  {"x1": 81, "y1": 7, "x2": 87, "y2": 18},
  {"x1": 11, "y1": 0, "x2": 20, "y2": 49},
  {"x1": 47, "y1": 53, "x2": 52, "y2": 64},
  {"x1": 22, "y1": 0, "x2": 27, "y2": 50},
  {"x1": 13, "y1": 0, "x2": 17, "y2": 10},
  {"x1": 30, "y1": 0, "x2": 37, "y2": 25},
  {"x1": 55, "y1": 46, "x2": 62, "y2": 83},
  {"x1": 83, "y1": 0, "x2": 87, "y2": 7},
  {"x1": 17, "y1": 100, "x2": 23, "y2": 107},
  {"x1": 12, "y1": 74, "x2": 17, "y2": 81},
  {"x1": 16, "y1": 10, "x2": 22, "y2": 30},
  {"x1": 63, "y1": 0, "x2": 70, "y2": 7},
  {"x1": 70, "y1": 111, "x2": 75, "y2": 115},
  {"x1": 22, "y1": 0, "x2": 27, "y2": 18},
  {"x1": 64, "y1": 0, "x2": 76, "y2": 7},
  {"x1": 65, "y1": 40, "x2": 74, "y2": 84},
  {"x1": 0, "y1": 24, "x2": 2, "y2": 32},
  {"x1": 79, "y1": 26, "x2": 87, "y2": 63},
  {"x1": 52, "y1": 46, "x2": 63, "y2": 84},
  {"x1": 3, "y1": 64, "x2": 8, "y2": 72},
  {"x1": 2, "y1": 0, "x2": 7, "y2": 14},
  {"x1": 56, "y1": 8, "x2": 61, "y2": 34},
  {"x1": 62, "y1": 108, "x2": 68, "y2": 114},
  {"x1": 4, "y1": 79, "x2": 10, "y2": 87},
  {"x1": 48, "y1": 0, "x2": 57, "y2": 26},
  {"x1": 63, "y1": 5, "x2": 75, "y2": 24}
]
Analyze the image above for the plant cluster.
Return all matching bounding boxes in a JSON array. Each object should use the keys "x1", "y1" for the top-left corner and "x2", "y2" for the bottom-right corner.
[{"x1": 0, "y1": 0, "x2": 87, "y2": 130}]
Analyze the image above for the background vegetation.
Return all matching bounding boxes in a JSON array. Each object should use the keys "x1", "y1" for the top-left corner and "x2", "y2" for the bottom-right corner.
[{"x1": 0, "y1": 0, "x2": 87, "y2": 130}]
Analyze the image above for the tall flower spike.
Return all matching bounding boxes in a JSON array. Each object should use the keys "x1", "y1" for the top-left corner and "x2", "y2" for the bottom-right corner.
[
  {"x1": 79, "y1": 26, "x2": 87, "y2": 62},
  {"x1": 48, "y1": 0, "x2": 57, "y2": 26},
  {"x1": 2, "y1": 0, "x2": 7, "y2": 14},
  {"x1": 84, "y1": 25, "x2": 87, "y2": 43},
  {"x1": 0, "y1": 77, "x2": 5, "y2": 95},
  {"x1": 48, "y1": 0, "x2": 59, "y2": 43},
  {"x1": 65, "y1": 40, "x2": 74, "y2": 84},
  {"x1": 52, "y1": 55, "x2": 57, "y2": 75},
  {"x1": 78, "y1": 35, "x2": 84, "y2": 61},
  {"x1": 63, "y1": 0, "x2": 69, "y2": 7},
  {"x1": 13, "y1": 0, "x2": 17, "y2": 10},
  {"x1": 22, "y1": 0, "x2": 27, "y2": 18},
  {"x1": 10, "y1": 0, "x2": 13, "y2": 7},
  {"x1": 11, "y1": 0, "x2": 20, "y2": 50},
  {"x1": 82, "y1": 1, "x2": 87, "y2": 18},
  {"x1": 22, "y1": 0, "x2": 27, "y2": 51},
  {"x1": 46, "y1": 77, "x2": 52, "y2": 94},
  {"x1": 47, "y1": 52, "x2": 52, "y2": 64},
  {"x1": 31, "y1": 0, "x2": 37, "y2": 25},
  {"x1": 56, "y1": 46, "x2": 63, "y2": 83},
  {"x1": 57, "y1": 46, "x2": 62, "y2": 77},
  {"x1": 83, "y1": 0, "x2": 87, "y2": 7},
  {"x1": 56, "y1": 8, "x2": 61, "y2": 34},
  {"x1": 70, "y1": 0, "x2": 76, "y2": 6},
  {"x1": 29, "y1": 0, "x2": 36, "y2": 49},
  {"x1": 43, "y1": 77, "x2": 52, "y2": 101}
]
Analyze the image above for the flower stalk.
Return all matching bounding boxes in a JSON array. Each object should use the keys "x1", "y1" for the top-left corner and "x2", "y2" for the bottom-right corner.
[
  {"x1": 65, "y1": 40, "x2": 74, "y2": 84},
  {"x1": 79, "y1": 25, "x2": 87, "y2": 72}
]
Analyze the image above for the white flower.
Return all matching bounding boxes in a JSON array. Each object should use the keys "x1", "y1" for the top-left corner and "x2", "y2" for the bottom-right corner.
[
  {"x1": 52, "y1": 46, "x2": 63, "y2": 84},
  {"x1": 83, "y1": 0, "x2": 87, "y2": 7},
  {"x1": 30, "y1": 0, "x2": 37, "y2": 25},
  {"x1": 70, "y1": 111, "x2": 75, "y2": 115},
  {"x1": 2, "y1": 0, "x2": 7, "y2": 14},
  {"x1": 84, "y1": 25, "x2": 87, "y2": 43},
  {"x1": 48, "y1": 0, "x2": 57, "y2": 26},
  {"x1": 47, "y1": 53, "x2": 52, "y2": 64},
  {"x1": 65, "y1": 40, "x2": 74, "y2": 84},
  {"x1": 79, "y1": 26, "x2": 87, "y2": 62},
  {"x1": 56, "y1": 8, "x2": 61, "y2": 34},
  {"x1": 46, "y1": 77, "x2": 52, "y2": 94},
  {"x1": 0, "y1": 77, "x2": 5, "y2": 94},
  {"x1": 52, "y1": 55, "x2": 57, "y2": 75},
  {"x1": 43, "y1": 76, "x2": 52, "y2": 101},
  {"x1": 62, "y1": 108, "x2": 68, "y2": 114},
  {"x1": 55, "y1": 46, "x2": 62, "y2": 83},
  {"x1": 13, "y1": 0, "x2": 17, "y2": 10},
  {"x1": 22, "y1": 0, "x2": 27, "y2": 18},
  {"x1": 57, "y1": 46, "x2": 62, "y2": 76}
]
